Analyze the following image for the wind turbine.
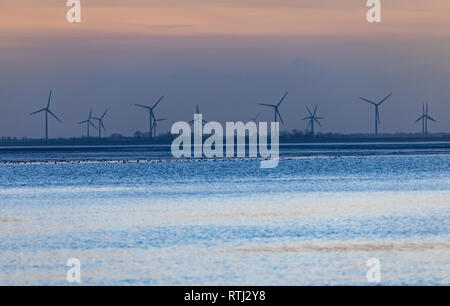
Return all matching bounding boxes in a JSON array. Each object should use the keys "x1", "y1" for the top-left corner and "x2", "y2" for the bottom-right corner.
[
  {"x1": 302, "y1": 105, "x2": 324, "y2": 135},
  {"x1": 152, "y1": 118, "x2": 168, "y2": 138},
  {"x1": 359, "y1": 93, "x2": 392, "y2": 135},
  {"x1": 248, "y1": 112, "x2": 261, "y2": 123},
  {"x1": 78, "y1": 108, "x2": 96, "y2": 137},
  {"x1": 30, "y1": 89, "x2": 62, "y2": 140},
  {"x1": 188, "y1": 105, "x2": 208, "y2": 138},
  {"x1": 188, "y1": 105, "x2": 208, "y2": 125},
  {"x1": 258, "y1": 91, "x2": 288, "y2": 124},
  {"x1": 415, "y1": 103, "x2": 437, "y2": 135},
  {"x1": 92, "y1": 109, "x2": 108, "y2": 138},
  {"x1": 135, "y1": 95, "x2": 164, "y2": 138}
]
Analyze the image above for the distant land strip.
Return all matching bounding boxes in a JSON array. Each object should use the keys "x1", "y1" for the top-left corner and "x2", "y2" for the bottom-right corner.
[{"x1": 0, "y1": 133, "x2": 450, "y2": 147}]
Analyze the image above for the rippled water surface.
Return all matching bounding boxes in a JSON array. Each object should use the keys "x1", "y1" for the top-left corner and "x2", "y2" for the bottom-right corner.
[{"x1": 0, "y1": 144, "x2": 449, "y2": 285}]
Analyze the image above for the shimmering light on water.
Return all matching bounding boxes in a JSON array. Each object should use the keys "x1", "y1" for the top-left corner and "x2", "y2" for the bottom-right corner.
[{"x1": 0, "y1": 150, "x2": 449, "y2": 285}]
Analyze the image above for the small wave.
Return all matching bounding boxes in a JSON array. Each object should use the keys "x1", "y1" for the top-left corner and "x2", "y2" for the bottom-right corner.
[
  {"x1": 0, "y1": 217, "x2": 23, "y2": 223},
  {"x1": 222, "y1": 241, "x2": 450, "y2": 254}
]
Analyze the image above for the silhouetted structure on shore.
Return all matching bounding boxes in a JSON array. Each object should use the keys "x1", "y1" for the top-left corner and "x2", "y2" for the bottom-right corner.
[
  {"x1": 135, "y1": 96, "x2": 164, "y2": 139},
  {"x1": 415, "y1": 103, "x2": 438, "y2": 135},
  {"x1": 92, "y1": 109, "x2": 109, "y2": 138},
  {"x1": 259, "y1": 91, "x2": 288, "y2": 124},
  {"x1": 302, "y1": 105, "x2": 324, "y2": 135},
  {"x1": 359, "y1": 93, "x2": 392, "y2": 135},
  {"x1": 78, "y1": 108, "x2": 96, "y2": 137},
  {"x1": 30, "y1": 89, "x2": 62, "y2": 140}
]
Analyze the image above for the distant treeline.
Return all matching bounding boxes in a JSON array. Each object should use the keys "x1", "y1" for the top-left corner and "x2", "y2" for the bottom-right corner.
[{"x1": 1, "y1": 130, "x2": 450, "y2": 146}]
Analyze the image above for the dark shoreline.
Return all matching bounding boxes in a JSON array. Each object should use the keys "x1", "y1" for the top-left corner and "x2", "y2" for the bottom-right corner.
[
  {"x1": 1, "y1": 134, "x2": 449, "y2": 147},
  {"x1": 0, "y1": 143, "x2": 449, "y2": 165}
]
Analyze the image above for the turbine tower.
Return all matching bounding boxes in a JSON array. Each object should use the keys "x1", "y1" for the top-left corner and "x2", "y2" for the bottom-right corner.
[
  {"x1": 258, "y1": 91, "x2": 288, "y2": 124},
  {"x1": 302, "y1": 105, "x2": 324, "y2": 135},
  {"x1": 152, "y1": 118, "x2": 168, "y2": 138},
  {"x1": 78, "y1": 108, "x2": 96, "y2": 137},
  {"x1": 92, "y1": 109, "x2": 108, "y2": 138},
  {"x1": 30, "y1": 89, "x2": 62, "y2": 140},
  {"x1": 135, "y1": 96, "x2": 164, "y2": 139},
  {"x1": 359, "y1": 93, "x2": 392, "y2": 135},
  {"x1": 415, "y1": 103, "x2": 437, "y2": 135},
  {"x1": 188, "y1": 106, "x2": 208, "y2": 125},
  {"x1": 189, "y1": 106, "x2": 208, "y2": 137}
]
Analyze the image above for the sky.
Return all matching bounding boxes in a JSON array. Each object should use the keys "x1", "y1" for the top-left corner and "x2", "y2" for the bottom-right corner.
[{"x1": 0, "y1": 0, "x2": 449, "y2": 138}]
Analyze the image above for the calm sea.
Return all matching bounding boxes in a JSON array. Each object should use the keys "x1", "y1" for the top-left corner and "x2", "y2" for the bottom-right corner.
[{"x1": 0, "y1": 143, "x2": 449, "y2": 285}]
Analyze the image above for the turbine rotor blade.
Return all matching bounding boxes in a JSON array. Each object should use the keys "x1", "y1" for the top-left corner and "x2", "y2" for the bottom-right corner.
[
  {"x1": 150, "y1": 109, "x2": 156, "y2": 121},
  {"x1": 427, "y1": 116, "x2": 438, "y2": 123},
  {"x1": 359, "y1": 97, "x2": 377, "y2": 105},
  {"x1": 101, "y1": 109, "x2": 108, "y2": 119},
  {"x1": 314, "y1": 118, "x2": 322, "y2": 127},
  {"x1": 306, "y1": 106, "x2": 312, "y2": 116},
  {"x1": 47, "y1": 110, "x2": 62, "y2": 123},
  {"x1": 378, "y1": 93, "x2": 392, "y2": 105},
  {"x1": 276, "y1": 109, "x2": 284, "y2": 125},
  {"x1": 313, "y1": 105, "x2": 318, "y2": 116},
  {"x1": 47, "y1": 90, "x2": 52, "y2": 108},
  {"x1": 152, "y1": 96, "x2": 164, "y2": 109},
  {"x1": 30, "y1": 108, "x2": 46, "y2": 115},
  {"x1": 277, "y1": 91, "x2": 289, "y2": 107},
  {"x1": 415, "y1": 115, "x2": 425, "y2": 123},
  {"x1": 259, "y1": 103, "x2": 275, "y2": 108},
  {"x1": 135, "y1": 104, "x2": 151, "y2": 110}
]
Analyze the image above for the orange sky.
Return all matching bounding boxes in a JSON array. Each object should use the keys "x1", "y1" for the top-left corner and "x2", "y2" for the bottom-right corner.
[
  {"x1": 1, "y1": 0, "x2": 450, "y2": 46},
  {"x1": 1, "y1": 1, "x2": 450, "y2": 137}
]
